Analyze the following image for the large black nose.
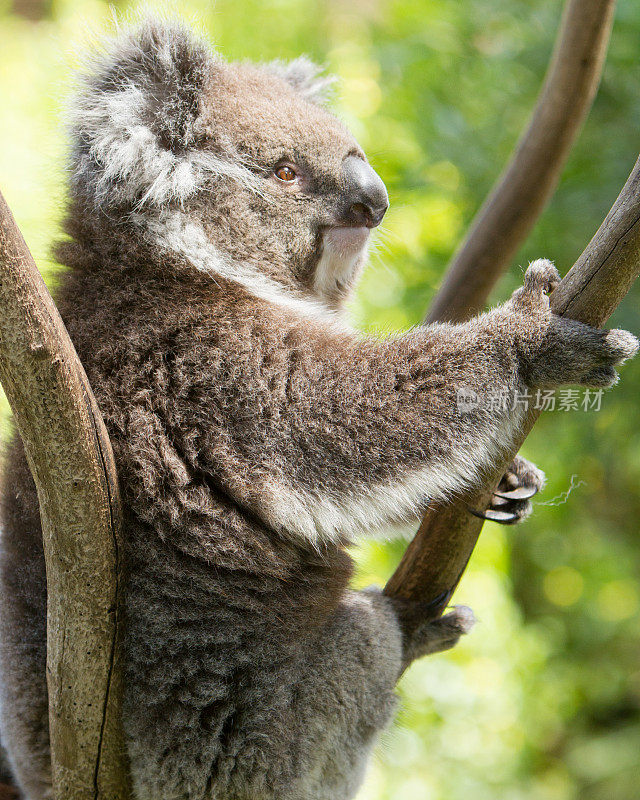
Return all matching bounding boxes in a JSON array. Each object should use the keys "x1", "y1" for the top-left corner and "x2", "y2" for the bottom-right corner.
[{"x1": 341, "y1": 155, "x2": 389, "y2": 228}]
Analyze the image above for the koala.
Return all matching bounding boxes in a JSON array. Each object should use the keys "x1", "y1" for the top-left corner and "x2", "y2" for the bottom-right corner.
[{"x1": 0, "y1": 19, "x2": 637, "y2": 800}]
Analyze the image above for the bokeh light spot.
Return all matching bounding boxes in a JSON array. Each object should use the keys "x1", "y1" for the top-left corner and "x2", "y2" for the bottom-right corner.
[
  {"x1": 543, "y1": 567, "x2": 584, "y2": 607},
  {"x1": 596, "y1": 579, "x2": 639, "y2": 622}
]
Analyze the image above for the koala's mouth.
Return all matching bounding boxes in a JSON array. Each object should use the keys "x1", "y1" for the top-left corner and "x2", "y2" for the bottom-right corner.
[
  {"x1": 312, "y1": 226, "x2": 370, "y2": 303},
  {"x1": 322, "y1": 225, "x2": 370, "y2": 257}
]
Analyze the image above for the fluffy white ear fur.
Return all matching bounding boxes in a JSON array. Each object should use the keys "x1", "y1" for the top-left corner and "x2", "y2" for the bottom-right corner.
[
  {"x1": 265, "y1": 57, "x2": 336, "y2": 106},
  {"x1": 68, "y1": 20, "x2": 336, "y2": 211},
  {"x1": 68, "y1": 19, "x2": 258, "y2": 209}
]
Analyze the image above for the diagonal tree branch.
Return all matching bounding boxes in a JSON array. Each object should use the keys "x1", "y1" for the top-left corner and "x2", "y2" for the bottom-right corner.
[
  {"x1": 384, "y1": 0, "x2": 622, "y2": 610},
  {"x1": 0, "y1": 190, "x2": 132, "y2": 799},
  {"x1": 385, "y1": 154, "x2": 640, "y2": 608},
  {"x1": 426, "y1": 0, "x2": 616, "y2": 325}
]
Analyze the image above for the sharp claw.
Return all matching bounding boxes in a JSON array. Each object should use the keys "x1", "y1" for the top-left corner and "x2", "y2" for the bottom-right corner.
[
  {"x1": 467, "y1": 505, "x2": 520, "y2": 524},
  {"x1": 494, "y1": 485, "x2": 539, "y2": 501},
  {"x1": 424, "y1": 589, "x2": 454, "y2": 615},
  {"x1": 491, "y1": 495, "x2": 510, "y2": 507}
]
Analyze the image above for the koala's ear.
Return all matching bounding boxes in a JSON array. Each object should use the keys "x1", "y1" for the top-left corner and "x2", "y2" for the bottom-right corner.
[
  {"x1": 69, "y1": 19, "x2": 216, "y2": 209},
  {"x1": 266, "y1": 57, "x2": 336, "y2": 106}
]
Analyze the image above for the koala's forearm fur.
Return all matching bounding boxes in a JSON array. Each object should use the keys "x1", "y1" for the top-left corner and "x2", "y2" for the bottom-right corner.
[
  {"x1": 145, "y1": 290, "x2": 524, "y2": 546},
  {"x1": 64, "y1": 263, "x2": 524, "y2": 550}
]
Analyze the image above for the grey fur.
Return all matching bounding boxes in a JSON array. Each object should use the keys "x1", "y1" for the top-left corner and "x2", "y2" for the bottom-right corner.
[
  {"x1": 265, "y1": 57, "x2": 336, "y2": 105},
  {"x1": 0, "y1": 18, "x2": 638, "y2": 800}
]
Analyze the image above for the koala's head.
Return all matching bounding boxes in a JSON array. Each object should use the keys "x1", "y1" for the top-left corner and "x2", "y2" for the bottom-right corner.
[{"x1": 69, "y1": 19, "x2": 388, "y2": 308}]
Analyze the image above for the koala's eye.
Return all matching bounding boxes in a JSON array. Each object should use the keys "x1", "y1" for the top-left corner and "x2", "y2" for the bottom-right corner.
[{"x1": 274, "y1": 165, "x2": 297, "y2": 182}]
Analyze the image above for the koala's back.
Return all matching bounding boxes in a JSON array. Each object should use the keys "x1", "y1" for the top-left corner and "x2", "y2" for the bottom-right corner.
[
  {"x1": 0, "y1": 444, "x2": 385, "y2": 800},
  {"x1": 0, "y1": 436, "x2": 49, "y2": 800}
]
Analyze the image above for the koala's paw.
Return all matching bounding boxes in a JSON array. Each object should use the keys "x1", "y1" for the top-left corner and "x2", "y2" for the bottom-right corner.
[
  {"x1": 508, "y1": 259, "x2": 639, "y2": 388},
  {"x1": 470, "y1": 455, "x2": 546, "y2": 525},
  {"x1": 405, "y1": 606, "x2": 476, "y2": 665},
  {"x1": 510, "y1": 258, "x2": 561, "y2": 308}
]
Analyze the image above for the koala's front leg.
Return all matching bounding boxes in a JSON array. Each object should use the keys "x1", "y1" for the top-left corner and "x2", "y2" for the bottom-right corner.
[
  {"x1": 195, "y1": 259, "x2": 637, "y2": 545},
  {"x1": 473, "y1": 259, "x2": 637, "y2": 523}
]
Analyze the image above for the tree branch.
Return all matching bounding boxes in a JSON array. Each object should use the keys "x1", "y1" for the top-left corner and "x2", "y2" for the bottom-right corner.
[
  {"x1": 385, "y1": 154, "x2": 640, "y2": 608},
  {"x1": 426, "y1": 0, "x2": 616, "y2": 325},
  {"x1": 0, "y1": 191, "x2": 132, "y2": 799}
]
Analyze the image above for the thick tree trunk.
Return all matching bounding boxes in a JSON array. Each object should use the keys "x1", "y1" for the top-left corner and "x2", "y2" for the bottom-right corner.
[{"x1": 0, "y1": 191, "x2": 132, "y2": 799}]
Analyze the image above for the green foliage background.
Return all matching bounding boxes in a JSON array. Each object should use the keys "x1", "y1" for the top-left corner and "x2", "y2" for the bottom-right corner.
[{"x1": 1, "y1": 1, "x2": 639, "y2": 798}]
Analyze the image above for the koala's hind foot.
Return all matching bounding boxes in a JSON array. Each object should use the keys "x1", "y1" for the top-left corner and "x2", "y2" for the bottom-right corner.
[
  {"x1": 472, "y1": 455, "x2": 546, "y2": 525},
  {"x1": 396, "y1": 604, "x2": 475, "y2": 670}
]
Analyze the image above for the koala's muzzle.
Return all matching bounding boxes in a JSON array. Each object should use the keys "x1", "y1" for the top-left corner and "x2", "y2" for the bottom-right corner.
[{"x1": 340, "y1": 155, "x2": 389, "y2": 229}]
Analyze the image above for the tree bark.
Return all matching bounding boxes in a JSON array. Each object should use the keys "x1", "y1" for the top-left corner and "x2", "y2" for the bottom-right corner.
[
  {"x1": 426, "y1": 0, "x2": 616, "y2": 325},
  {"x1": 385, "y1": 155, "x2": 640, "y2": 608},
  {"x1": 0, "y1": 191, "x2": 132, "y2": 799}
]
